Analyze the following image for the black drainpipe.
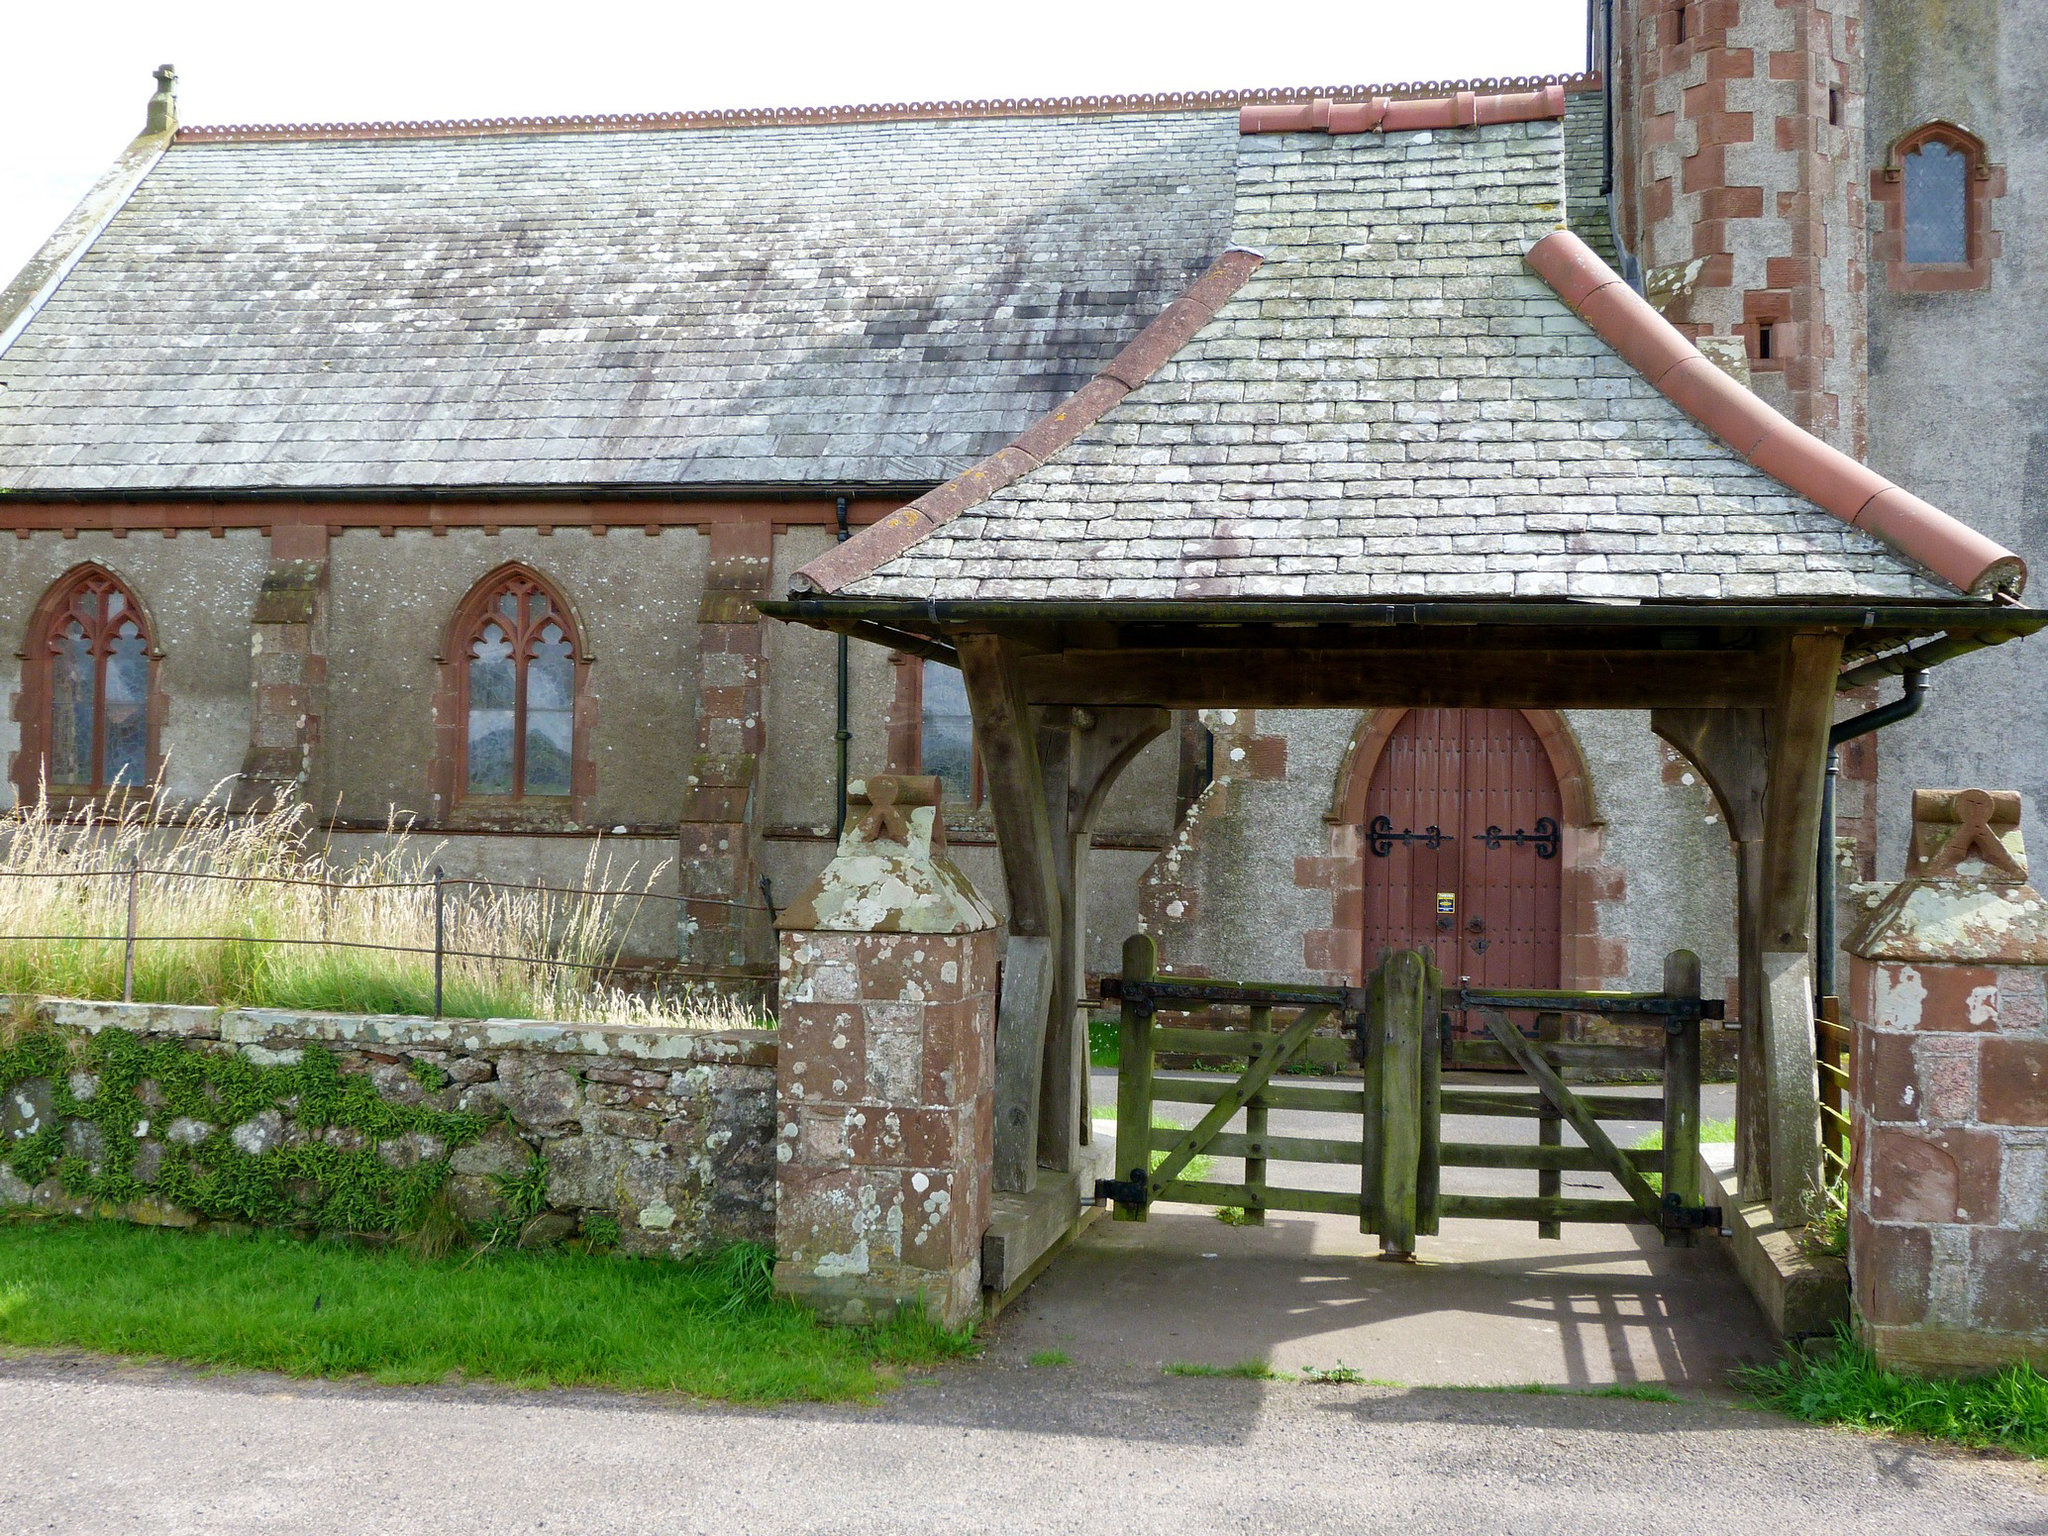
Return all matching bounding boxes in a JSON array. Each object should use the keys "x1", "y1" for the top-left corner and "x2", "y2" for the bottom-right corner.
[
  {"x1": 832, "y1": 494, "x2": 853, "y2": 840},
  {"x1": 1816, "y1": 669, "x2": 1927, "y2": 1003}
]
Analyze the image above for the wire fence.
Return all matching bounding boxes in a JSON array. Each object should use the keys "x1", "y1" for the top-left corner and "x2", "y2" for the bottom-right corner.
[{"x1": 0, "y1": 861, "x2": 775, "y2": 1014}]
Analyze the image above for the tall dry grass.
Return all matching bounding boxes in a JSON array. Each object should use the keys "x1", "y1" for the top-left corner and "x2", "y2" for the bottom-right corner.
[{"x1": 0, "y1": 783, "x2": 759, "y2": 1028}]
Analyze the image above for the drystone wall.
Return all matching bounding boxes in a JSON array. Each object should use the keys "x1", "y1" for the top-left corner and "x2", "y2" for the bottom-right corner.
[{"x1": 0, "y1": 998, "x2": 775, "y2": 1257}]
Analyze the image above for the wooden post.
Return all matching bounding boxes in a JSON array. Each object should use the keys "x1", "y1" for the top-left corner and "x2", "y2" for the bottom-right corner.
[
  {"x1": 957, "y1": 633, "x2": 1061, "y2": 1192},
  {"x1": 1417, "y1": 962, "x2": 1442, "y2": 1238},
  {"x1": 1244, "y1": 1003, "x2": 1271, "y2": 1225},
  {"x1": 1045, "y1": 706, "x2": 1170, "y2": 1172},
  {"x1": 1757, "y1": 632, "x2": 1843, "y2": 1222},
  {"x1": 1535, "y1": 1007, "x2": 1562, "y2": 1239},
  {"x1": 1358, "y1": 954, "x2": 1388, "y2": 1236},
  {"x1": 1035, "y1": 707, "x2": 1079, "y2": 1175},
  {"x1": 1113, "y1": 933, "x2": 1157, "y2": 1222},
  {"x1": 1376, "y1": 949, "x2": 1429, "y2": 1262},
  {"x1": 1661, "y1": 948, "x2": 1704, "y2": 1247},
  {"x1": 1649, "y1": 706, "x2": 1770, "y2": 1202},
  {"x1": 121, "y1": 855, "x2": 139, "y2": 1003}
]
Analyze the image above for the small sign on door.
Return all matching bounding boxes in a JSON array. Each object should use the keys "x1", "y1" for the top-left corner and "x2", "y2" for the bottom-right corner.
[{"x1": 1435, "y1": 892, "x2": 1456, "y2": 914}]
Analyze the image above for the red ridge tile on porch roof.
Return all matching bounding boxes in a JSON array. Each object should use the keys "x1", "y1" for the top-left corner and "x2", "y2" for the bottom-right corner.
[{"x1": 1525, "y1": 230, "x2": 2026, "y2": 599}]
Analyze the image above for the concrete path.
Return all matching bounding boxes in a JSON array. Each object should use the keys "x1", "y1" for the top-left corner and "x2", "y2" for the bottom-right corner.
[{"x1": 1031, "y1": 1070, "x2": 1766, "y2": 1387}]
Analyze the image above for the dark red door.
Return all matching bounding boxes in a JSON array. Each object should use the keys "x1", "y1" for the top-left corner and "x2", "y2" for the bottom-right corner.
[{"x1": 1361, "y1": 709, "x2": 1562, "y2": 1009}]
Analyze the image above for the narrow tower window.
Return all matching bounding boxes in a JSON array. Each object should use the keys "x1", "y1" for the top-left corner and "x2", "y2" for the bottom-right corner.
[{"x1": 1903, "y1": 137, "x2": 1969, "y2": 264}]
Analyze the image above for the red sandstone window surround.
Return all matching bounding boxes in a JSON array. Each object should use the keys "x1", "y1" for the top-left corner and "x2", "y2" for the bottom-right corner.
[
  {"x1": 1871, "y1": 122, "x2": 2004, "y2": 294},
  {"x1": 10, "y1": 566, "x2": 164, "y2": 805},
  {"x1": 432, "y1": 565, "x2": 593, "y2": 824}
]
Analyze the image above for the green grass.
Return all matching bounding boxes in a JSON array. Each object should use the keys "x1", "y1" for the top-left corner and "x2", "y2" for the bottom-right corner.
[
  {"x1": 1027, "y1": 1348, "x2": 1071, "y2": 1368},
  {"x1": 1741, "y1": 1325, "x2": 2048, "y2": 1460},
  {"x1": 1632, "y1": 1117, "x2": 1736, "y2": 1195},
  {"x1": 1165, "y1": 1359, "x2": 1280, "y2": 1380},
  {"x1": 1088, "y1": 1115, "x2": 1214, "y2": 1185},
  {"x1": 1589, "y1": 1382, "x2": 1681, "y2": 1402},
  {"x1": 1088, "y1": 1016, "x2": 1119, "y2": 1068},
  {"x1": 0, "y1": 1218, "x2": 974, "y2": 1403},
  {"x1": 1630, "y1": 1117, "x2": 1737, "y2": 1153}
]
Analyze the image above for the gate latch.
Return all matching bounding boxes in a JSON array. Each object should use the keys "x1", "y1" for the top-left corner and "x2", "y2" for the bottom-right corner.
[
  {"x1": 1094, "y1": 1170, "x2": 1151, "y2": 1208},
  {"x1": 1659, "y1": 1193, "x2": 1724, "y2": 1231}
]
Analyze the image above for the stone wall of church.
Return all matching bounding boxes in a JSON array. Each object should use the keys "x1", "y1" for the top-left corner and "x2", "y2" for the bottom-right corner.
[
  {"x1": 0, "y1": 514, "x2": 1184, "y2": 978},
  {"x1": 0, "y1": 530, "x2": 270, "y2": 807},
  {"x1": 1862, "y1": 0, "x2": 2048, "y2": 892},
  {"x1": 320, "y1": 526, "x2": 710, "y2": 830}
]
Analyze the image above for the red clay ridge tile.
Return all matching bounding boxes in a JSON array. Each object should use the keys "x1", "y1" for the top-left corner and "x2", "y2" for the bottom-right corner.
[
  {"x1": 1241, "y1": 83, "x2": 1566, "y2": 136},
  {"x1": 183, "y1": 76, "x2": 1597, "y2": 145},
  {"x1": 1526, "y1": 229, "x2": 2027, "y2": 600},
  {"x1": 789, "y1": 247, "x2": 1265, "y2": 597}
]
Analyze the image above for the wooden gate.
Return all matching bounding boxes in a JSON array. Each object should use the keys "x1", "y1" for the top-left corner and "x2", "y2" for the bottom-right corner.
[
  {"x1": 1096, "y1": 937, "x2": 1721, "y2": 1256},
  {"x1": 1362, "y1": 709, "x2": 1563, "y2": 1021}
]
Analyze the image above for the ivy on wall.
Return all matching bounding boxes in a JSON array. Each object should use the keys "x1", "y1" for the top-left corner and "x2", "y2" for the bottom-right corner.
[{"x1": 1, "y1": 1024, "x2": 489, "y2": 1235}]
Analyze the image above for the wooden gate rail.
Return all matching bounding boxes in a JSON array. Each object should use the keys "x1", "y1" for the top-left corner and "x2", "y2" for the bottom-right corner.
[{"x1": 1097, "y1": 940, "x2": 1722, "y2": 1250}]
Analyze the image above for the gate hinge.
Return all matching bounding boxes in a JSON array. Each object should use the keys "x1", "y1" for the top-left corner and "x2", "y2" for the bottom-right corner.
[
  {"x1": 1094, "y1": 1170, "x2": 1150, "y2": 1208},
  {"x1": 1659, "y1": 1193, "x2": 1723, "y2": 1230}
]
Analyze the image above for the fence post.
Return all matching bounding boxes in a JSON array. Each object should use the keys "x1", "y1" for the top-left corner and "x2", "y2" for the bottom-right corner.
[
  {"x1": 1375, "y1": 949, "x2": 1427, "y2": 1263},
  {"x1": 1243, "y1": 1003, "x2": 1271, "y2": 1225},
  {"x1": 1661, "y1": 948, "x2": 1704, "y2": 1246},
  {"x1": 121, "y1": 854, "x2": 139, "y2": 1003},
  {"x1": 1113, "y1": 933, "x2": 1157, "y2": 1222},
  {"x1": 433, "y1": 865, "x2": 446, "y2": 1019}
]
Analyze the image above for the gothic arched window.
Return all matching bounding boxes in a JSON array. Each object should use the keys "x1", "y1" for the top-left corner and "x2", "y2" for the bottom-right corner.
[
  {"x1": 456, "y1": 570, "x2": 580, "y2": 802},
  {"x1": 21, "y1": 567, "x2": 156, "y2": 797}
]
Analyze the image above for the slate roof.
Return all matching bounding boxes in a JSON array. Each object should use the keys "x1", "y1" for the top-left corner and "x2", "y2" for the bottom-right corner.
[
  {"x1": 825, "y1": 117, "x2": 1966, "y2": 603},
  {"x1": 0, "y1": 113, "x2": 1238, "y2": 491}
]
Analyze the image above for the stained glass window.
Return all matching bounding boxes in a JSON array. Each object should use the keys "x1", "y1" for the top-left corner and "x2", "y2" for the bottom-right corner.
[
  {"x1": 462, "y1": 572, "x2": 579, "y2": 800},
  {"x1": 41, "y1": 570, "x2": 151, "y2": 792},
  {"x1": 919, "y1": 660, "x2": 981, "y2": 810},
  {"x1": 1903, "y1": 137, "x2": 1969, "y2": 264}
]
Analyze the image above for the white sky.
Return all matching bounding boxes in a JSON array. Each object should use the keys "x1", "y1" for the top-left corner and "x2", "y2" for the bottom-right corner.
[{"x1": 2, "y1": 0, "x2": 1584, "y2": 286}]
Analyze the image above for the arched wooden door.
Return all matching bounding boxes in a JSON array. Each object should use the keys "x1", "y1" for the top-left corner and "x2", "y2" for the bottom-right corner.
[{"x1": 1361, "y1": 709, "x2": 1563, "y2": 1009}]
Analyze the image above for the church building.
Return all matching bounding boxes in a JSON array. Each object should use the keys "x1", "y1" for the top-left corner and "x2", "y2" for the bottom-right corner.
[{"x1": 0, "y1": 0, "x2": 2035, "y2": 1018}]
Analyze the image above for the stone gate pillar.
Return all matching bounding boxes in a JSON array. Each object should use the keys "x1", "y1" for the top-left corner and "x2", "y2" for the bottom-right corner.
[
  {"x1": 771, "y1": 774, "x2": 999, "y2": 1327},
  {"x1": 1846, "y1": 788, "x2": 2048, "y2": 1374}
]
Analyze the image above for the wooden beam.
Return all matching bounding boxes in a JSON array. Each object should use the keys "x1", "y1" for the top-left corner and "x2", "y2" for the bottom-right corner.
[
  {"x1": 1040, "y1": 707, "x2": 1170, "y2": 1174},
  {"x1": 1757, "y1": 632, "x2": 1844, "y2": 1220},
  {"x1": 957, "y1": 633, "x2": 1062, "y2": 1192},
  {"x1": 1650, "y1": 706, "x2": 1769, "y2": 1198},
  {"x1": 957, "y1": 633, "x2": 1057, "y2": 939},
  {"x1": 1762, "y1": 634, "x2": 1844, "y2": 950},
  {"x1": 1020, "y1": 649, "x2": 1780, "y2": 709}
]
